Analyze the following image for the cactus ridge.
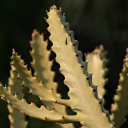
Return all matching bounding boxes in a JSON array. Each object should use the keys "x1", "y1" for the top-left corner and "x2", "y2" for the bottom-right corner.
[
  {"x1": 53, "y1": 6, "x2": 115, "y2": 127},
  {"x1": 111, "y1": 49, "x2": 128, "y2": 128},
  {"x1": 85, "y1": 46, "x2": 108, "y2": 98}
]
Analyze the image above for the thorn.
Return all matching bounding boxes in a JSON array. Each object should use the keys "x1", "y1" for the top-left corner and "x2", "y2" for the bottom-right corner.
[
  {"x1": 30, "y1": 62, "x2": 33, "y2": 67},
  {"x1": 29, "y1": 51, "x2": 32, "y2": 55},
  {"x1": 73, "y1": 43, "x2": 75, "y2": 46},
  {"x1": 12, "y1": 49, "x2": 15, "y2": 54},
  {"x1": 16, "y1": 76, "x2": 19, "y2": 79},
  {"x1": 30, "y1": 41, "x2": 32, "y2": 46},
  {"x1": 81, "y1": 65, "x2": 84, "y2": 68},
  {"x1": 86, "y1": 77, "x2": 89, "y2": 80},
  {"x1": 51, "y1": 88, "x2": 53, "y2": 90},
  {"x1": 41, "y1": 33, "x2": 44, "y2": 37},
  {"x1": 113, "y1": 124, "x2": 116, "y2": 127},
  {"x1": 8, "y1": 101, "x2": 11, "y2": 104},
  {"x1": 28, "y1": 69, "x2": 32, "y2": 73},
  {"x1": 23, "y1": 112, "x2": 26, "y2": 115},
  {"x1": 57, "y1": 11, "x2": 59, "y2": 14},
  {"x1": 31, "y1": 101, "x2": 34, "y2": 103},
  {"x1": 33, "y1": 117, "x2": 35, "y2": 119},
  {"x1": 15, "y1": 92, "x2": 18, "y2": 96},
  {"x1": 76, "y1": 54, "x2": 79, "y2": 57},
  {"x1": 10, "y1": 57, "x2": 12, "y2": 60},
  {"x1": 21, "y1": 84, "x2": 24, "y2": 87},
  {"x1": 102, "y1": 59, "x2": 105, "y2": 63},
  {"x1": 40, "y1": 99, "x2": 42, "y2": 102},
  {"x1": 45, "y1": 117, "x2": 47, "y2": 120},
  {"x1": 104, "y1": 68, "x2": 108, "y2": 73},
  {"x1": 60, "y1": 19, "x2": 62, "y2": 21},
  {"x1": 53, "y1": 107, "x2": 55, "y2": 110},
  {"x1": 62, "y1": 116, "x2": 64, "y2": 119},
  {"x1": 15, "y1": 107, "x2": 17, "y2": 110},
  {"x1": 99, "y1": 101, "x2": 102, "y2": 104},
  {"x1": 87, "y1": 52, "x2": 90, "y2": 55},
  {"x1": 46, "y1": 10, "x2": 48, "y2": 14},
  {"x1": 105, "y1": 79, "x2": 108, "y2": 83},
  {"x1": 46, "y1": 40, "x2": 48, "y2": 44},
  {"x1": 64, "y1": 25, "x2": 66, "y2": 28},
  {"x1": 68, "y1": 34, "x2": 71, "y2": 36},
  {"x1": 55, "y1": 100, "x2": 57, "y2": 103}
]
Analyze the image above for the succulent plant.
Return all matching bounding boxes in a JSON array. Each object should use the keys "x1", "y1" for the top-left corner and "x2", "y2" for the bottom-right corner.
[{"x1": 0, "y1": 5, "x2": 128, "y2": 128}]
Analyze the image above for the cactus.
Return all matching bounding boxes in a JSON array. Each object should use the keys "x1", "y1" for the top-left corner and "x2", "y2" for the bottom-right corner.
[
  {"x1": 85, "y1": 45, "x2": 108, "y2": 99},
  {"x1": 0, "y1": 5, "x2": 128, "y2": 128}
]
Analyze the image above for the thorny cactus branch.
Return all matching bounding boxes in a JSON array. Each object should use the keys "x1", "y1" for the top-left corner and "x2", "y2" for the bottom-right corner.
[
  {"x1": 8, "y1": 64, "x2": 28, "y2": 128},
  {"x1": 46, "y1": 5, "x2": 114, "y2": 128},
  {"x1": 111, "y1": 48, "x2": 128, "y2": 128},
  {"x1": 0, "y1": 83, "x2": 78, "y2": 123},
  {"x1": 85, "y1": 45, "x2": 108, "y2": 98},
  {"x1": 30, "y1": 29, "x2": 74, "y2": 128}
]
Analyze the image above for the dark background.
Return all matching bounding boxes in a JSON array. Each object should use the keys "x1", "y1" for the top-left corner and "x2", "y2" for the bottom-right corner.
[{"x1": 0, "y1": 0, "x2": 128, "y2": 128}]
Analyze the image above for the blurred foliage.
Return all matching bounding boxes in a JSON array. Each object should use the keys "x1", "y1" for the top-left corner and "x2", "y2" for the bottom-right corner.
[{"x1": 0, "y1": 0, "x2": 128, "y2": 127}]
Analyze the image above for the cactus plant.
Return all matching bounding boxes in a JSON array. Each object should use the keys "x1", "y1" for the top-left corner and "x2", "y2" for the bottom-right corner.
[{"x1": 0, "y1": 5, "x2": 128, "y2": 128}]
